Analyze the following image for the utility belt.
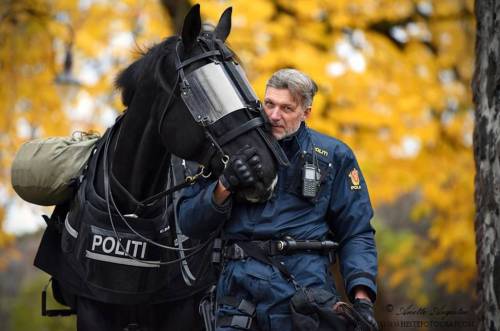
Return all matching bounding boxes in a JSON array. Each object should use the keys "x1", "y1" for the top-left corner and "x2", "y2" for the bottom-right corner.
[{"x1": 213, "y1": 237, "x2": 338, "y2": 264}]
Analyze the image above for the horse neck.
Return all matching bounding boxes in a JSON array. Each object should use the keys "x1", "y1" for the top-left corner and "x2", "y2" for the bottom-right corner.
[{"x1": 106, "y1": 103, "x2": 170, "y2": 213}]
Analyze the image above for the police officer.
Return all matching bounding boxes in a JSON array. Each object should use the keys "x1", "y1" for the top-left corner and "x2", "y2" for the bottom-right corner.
[{"x1": 178, "y1": 69, "x2": 378, "y2": 330}]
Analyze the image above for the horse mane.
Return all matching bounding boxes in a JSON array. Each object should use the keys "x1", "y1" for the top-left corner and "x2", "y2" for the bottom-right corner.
[{"x1": 115, "y1": 36, "x2": 178, "y2": 107}]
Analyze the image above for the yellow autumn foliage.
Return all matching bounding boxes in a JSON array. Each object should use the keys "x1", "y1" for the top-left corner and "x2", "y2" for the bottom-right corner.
[
  {"x1": 1, "y1": 0, "x2": 475, "y2": 304},
  {"x1": 198, "y1": 0, "x2": 476, "y2": 302}
]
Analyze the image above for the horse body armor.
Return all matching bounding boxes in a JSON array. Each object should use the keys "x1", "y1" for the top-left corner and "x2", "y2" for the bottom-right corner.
[
  {"x1": 35, "y1": 129, "x2": 213, "y2": 304},
  {"x1": 61, "y1": 153, "x2": 171, "y2": 296}
]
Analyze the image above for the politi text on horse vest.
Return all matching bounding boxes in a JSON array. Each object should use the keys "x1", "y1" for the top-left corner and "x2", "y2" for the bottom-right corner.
[{"x1": 91, "y1": 234, "x2": 147, "y2": 259}]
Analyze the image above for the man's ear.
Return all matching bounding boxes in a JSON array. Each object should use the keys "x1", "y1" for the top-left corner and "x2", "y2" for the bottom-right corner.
[
  {"x1": 214, "y1": 7, "x2": 232, "y2": 42},
  {"x1": 303, "y1": 107, "x2": 312, "y2": 120},
  {"x1": 181, "y1": 4, "x2": 202, "y2": 51}
]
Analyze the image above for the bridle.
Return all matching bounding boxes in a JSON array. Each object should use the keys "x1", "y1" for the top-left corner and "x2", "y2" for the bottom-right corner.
[{"x1": 156, "y1": 32, "x2": 275, "y2": 172}]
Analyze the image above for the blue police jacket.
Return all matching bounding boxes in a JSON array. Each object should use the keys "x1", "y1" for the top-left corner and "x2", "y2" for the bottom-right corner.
[{"x1": 177, "y1": 122, "x2": 378, "y2": 301}]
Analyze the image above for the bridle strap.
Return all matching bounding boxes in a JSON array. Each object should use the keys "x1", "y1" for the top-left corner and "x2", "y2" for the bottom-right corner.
[
  {"x1": 137, "y1": 176, "x2": 197, "y2": 207},
  {"x1": 175, "y1": 49, "x2": 221, "y2": 70},
  {"x1": 215, "y1": 39, "x2": 234, "y2": 60},
  {"x1": 217, "y1": 117, "x2": 265, "y2": 146}
]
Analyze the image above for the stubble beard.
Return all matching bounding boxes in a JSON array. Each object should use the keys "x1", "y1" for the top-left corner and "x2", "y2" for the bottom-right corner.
[{"x1": 273, "y1": 122, "x2": 301, "y2": 141}]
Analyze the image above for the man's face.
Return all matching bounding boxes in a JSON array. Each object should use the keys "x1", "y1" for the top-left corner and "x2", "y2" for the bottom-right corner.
[{"x1": 263, "y1": 87, "x2": 311, "y2": 140}]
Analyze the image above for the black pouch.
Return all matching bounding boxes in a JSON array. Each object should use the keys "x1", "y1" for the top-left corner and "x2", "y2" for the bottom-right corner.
[{"x1": 290, "y1": 287, "x2": 348, "y2": 331}]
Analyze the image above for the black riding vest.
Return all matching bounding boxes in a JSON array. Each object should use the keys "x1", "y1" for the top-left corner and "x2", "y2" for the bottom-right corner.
[{"x1": 34, "y1": 128, "x2": 214, "y2": 304}]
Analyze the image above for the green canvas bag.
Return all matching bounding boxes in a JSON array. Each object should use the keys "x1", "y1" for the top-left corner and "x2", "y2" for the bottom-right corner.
[{"x1": 11, "y1": 132, "x2": 100, "y2": 206}]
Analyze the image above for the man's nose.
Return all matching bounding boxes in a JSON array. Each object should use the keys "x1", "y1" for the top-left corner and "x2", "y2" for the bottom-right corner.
[{"x1": 268, "y1": 108, "x2": 281, "y2": 122}]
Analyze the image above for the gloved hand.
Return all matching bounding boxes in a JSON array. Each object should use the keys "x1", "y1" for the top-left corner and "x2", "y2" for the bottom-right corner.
[
  {"x1": 219, "y1": 145, "x2": 264, "y2": 192},
  {"x1": 352, "y1": 298, "x2": 379, "y2": 331}
]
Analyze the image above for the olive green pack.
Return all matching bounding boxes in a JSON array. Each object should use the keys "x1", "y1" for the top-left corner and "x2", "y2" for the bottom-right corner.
[{"x1": 11, "y1": 132, "x2": 100, "y2": 206}]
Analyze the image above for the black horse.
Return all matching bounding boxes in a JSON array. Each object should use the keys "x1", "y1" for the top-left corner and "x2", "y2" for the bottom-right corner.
[{"x1": 34, "y1": 4, "x2": 286, "y2": 330}]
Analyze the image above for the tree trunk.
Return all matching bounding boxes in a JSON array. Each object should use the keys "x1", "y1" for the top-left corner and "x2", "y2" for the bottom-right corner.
[
  {"x1": 472, "y1": 0, "x2": 500, "y2": 330},
  {"x1": 159, "y1": 0, "x2": 192, "y2": 34}
]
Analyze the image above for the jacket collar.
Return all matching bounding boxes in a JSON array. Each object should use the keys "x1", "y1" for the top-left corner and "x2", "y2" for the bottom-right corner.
[{"x1": 278, "y1": 122, "x2": 309, "y2": 161}]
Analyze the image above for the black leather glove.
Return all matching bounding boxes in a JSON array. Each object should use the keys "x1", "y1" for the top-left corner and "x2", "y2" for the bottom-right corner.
[
  {"x1": 352, "y1": 298, "x2": 379, "y2": 331},
  {"x1": 219, "y1": 145, "x2": 264, "y2": 192}
]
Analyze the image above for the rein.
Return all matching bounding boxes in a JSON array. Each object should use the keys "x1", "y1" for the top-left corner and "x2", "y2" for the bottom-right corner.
[{"x1": 102, "y1": 118, "x2": 218, "y2": 266}]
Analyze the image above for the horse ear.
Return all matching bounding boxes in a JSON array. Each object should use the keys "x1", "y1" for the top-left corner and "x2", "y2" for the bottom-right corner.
[
  {"x1": 214, "y1": 7, "x2": 232, "y2": 42},
  {"x1": 181, "y1": 4, "x2": 202, "y2": 51}
]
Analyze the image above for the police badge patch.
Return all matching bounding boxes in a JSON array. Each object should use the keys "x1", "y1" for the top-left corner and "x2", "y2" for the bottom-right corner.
[{"x1": 349, "y1": 169, "x2": 361, "y2": 190}]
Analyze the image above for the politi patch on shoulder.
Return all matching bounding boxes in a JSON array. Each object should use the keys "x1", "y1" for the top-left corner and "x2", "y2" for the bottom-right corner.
[{"x1": 348, "y1": 168, "x2": 361, "y2": 190}]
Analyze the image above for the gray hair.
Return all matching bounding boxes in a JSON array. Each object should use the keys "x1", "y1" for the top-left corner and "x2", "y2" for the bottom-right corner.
[{"x1": 266, "y1": 69, "x2": 318, "y2": 108}]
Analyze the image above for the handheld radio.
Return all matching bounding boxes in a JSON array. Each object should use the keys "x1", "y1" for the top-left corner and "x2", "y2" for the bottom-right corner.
[{"x1": 302, "y1": 150, "x2": 320, "y2": 198}]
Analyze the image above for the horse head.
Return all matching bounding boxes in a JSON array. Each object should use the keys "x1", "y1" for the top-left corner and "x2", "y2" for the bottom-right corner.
[{"x1": 115, "y1": 4, "x2": 286, "y2": 204}]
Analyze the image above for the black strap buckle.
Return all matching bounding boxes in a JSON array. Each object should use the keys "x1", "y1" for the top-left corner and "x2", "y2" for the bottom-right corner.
[
  {"x1": 212, "y1": 238, "x2": 223, "y2": 264},
  {"x1": 219, "y1": 296, "x2": 256, "y2": 316},
  {"x1": 218, "y1": 315, "x2": 253, "y2": 330},
  {"x1": 223, "y1": 243, "x2": 247, "y2": 260},
  {"x1": 237, "y1": 299, "x2": 256, "y2": 316},
  {"x1": 232, "y1": 315, "x2": 252, "y2": 329}
]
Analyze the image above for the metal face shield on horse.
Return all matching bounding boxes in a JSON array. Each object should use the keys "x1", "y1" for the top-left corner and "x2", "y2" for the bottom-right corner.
[{"x1": 181, "y1": 62, "x2": 258, "y2": 125}]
